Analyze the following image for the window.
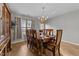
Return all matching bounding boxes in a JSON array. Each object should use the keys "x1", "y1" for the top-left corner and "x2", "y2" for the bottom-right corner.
[
  {"x1": 21, "y1": 19, "x2": 26, "y2": 39},
  {"x1": 40, "y1": 24, "x2": 44, "y2": 30},
  {"x1": 27, "y1": 20, "x2": 32, "y2": 29}
]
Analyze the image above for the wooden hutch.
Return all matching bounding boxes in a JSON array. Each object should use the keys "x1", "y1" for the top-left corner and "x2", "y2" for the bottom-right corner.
[{"x1": 0, "y1": 3, "x2": 11, "y2": 56}]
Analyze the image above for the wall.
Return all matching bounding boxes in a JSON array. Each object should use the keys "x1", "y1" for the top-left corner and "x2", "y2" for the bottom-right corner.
[
  {"x1": 34, "y1": 18, "x2": 48, "y2": 31},
  {"x1": 46, "y1": 10, "x2": 79, "y2": 44},
  {"x1": 34, "y1": 18, "x2": 40, "y2": 31}
]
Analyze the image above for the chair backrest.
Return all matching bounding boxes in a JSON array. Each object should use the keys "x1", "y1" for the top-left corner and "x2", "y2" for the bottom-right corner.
[
  {"x1": 32, "y1": 29, "x2": 37, "y2": 38},
  {"x1": 30, "y1": 29, "x2": 33, "y2": 37},
  {"x1": 26, "y1": 30, "x2": 29, "y2": 36},
  {"x1": 39, "y1": 29, "x2": 44, "y2": 35},
  {"x1": 45, "y1": 29, "x2": 53, "y2": 36},
  {"x1": 29, "y1": 29, "x2": 37, "y2": 39},
  {"x1": 55, "y1": 29, "x2": 63, "y2": 46},
  {"x1": 26, "y1": 29, "x2": 31, "y2": 43}
]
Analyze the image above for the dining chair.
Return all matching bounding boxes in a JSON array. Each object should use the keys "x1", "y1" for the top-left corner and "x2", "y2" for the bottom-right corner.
[
  {"x1": 26, "y1": 29, "x2": 33, "y2": 48},
  {"x1": 30, "y1": 30, "x2": 34, "y2": 49},
  {"x1": 31, "y1": 29, "x2": 40, "y2": 55},
  {"x1": 46, "y1": 29, "x2": 63, "y2": 56},
  {"x1": 26, "y1": 30, "x2": 30, "y2": 47}
]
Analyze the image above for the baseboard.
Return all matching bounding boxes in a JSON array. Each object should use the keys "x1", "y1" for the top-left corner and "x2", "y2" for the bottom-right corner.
[
  {"x1": 11, "y1": 39, "x2": 79, "y2": 46},
  {"x1": 11, "y1": 39, "x2": 26, "y2": 44},
  {"x1": 62, "y1": 40, "x2": 79, "y2": 46}
]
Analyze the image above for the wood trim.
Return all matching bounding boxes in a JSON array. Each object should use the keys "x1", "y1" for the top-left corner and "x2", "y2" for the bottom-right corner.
[
  {"x1": 11, "y1": 40, "x2": 26, "y2": 45},
  {"x1": 3, "y1": 3, "x2": 11, "y2": 15},
  {"x1": 3, "y1": 3, "x2": 11, "y2": 51},
  {"x1": 2, "y1": 6, "x2": 5, "y2": 35},
  {"x1": 62, "y1": 40, "x2": 79, "y2": 46}
]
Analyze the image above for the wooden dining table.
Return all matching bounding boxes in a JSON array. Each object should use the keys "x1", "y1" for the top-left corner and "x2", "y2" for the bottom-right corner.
[
  {"x1": 37, "y1": 31, "x2": 55, "y2": 42},
  {"x1": 37, "y1": 32, "x2": 55, "y2": 55}
]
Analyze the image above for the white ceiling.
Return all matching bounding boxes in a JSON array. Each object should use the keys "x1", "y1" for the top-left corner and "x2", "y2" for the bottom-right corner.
[{"x1": 7, "y1": 3, "x2": 79, "y2": 18}]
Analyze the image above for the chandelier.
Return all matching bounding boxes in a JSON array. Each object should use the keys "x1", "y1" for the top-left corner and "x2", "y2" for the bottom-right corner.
[
  {"x1": 40, "y1": 16, "x2": 47, "y2": 23},
  {"x1": 40, "y1": 6, "x2": 48, "y2": 23}
]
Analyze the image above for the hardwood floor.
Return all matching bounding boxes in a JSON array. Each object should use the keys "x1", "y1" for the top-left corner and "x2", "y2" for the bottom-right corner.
[
  {"x1": 6, "y1": 41, "x2": 79, "y2": 56},
  {"x1": 61, "y1": 41, "x2": 79, "y2": 56},
  {"x1": 7, "y1": 41, "x2": 34, "y2": 56}
]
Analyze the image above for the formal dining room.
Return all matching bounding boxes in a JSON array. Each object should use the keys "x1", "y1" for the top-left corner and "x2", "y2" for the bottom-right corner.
[{"x1": 0, "y1": 3, "x2": 79, "y2": 56}]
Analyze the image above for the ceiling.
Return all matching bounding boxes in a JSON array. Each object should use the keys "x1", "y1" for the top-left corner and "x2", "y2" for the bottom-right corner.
[{"x1": 7, "y1": 3, "x2": 79, "y2": 19}]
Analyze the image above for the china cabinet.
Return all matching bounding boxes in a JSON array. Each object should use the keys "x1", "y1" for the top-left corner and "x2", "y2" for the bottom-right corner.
[{"x1": 0, "y1": 3, "x2": 11, "y2": 56}]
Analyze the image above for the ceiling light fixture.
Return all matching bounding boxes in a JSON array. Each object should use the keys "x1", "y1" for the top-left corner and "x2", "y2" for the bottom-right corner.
[{"x1": 40, "y1": 6, "x2": 48, "y2": 23}]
